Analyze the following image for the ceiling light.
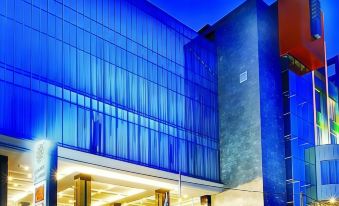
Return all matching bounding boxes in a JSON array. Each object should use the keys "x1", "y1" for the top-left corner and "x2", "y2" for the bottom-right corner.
[
  {"x1": 27, "y1": 174, "x2": 32, "y2": 178},
  {"x1": 56, "y1": 168, "x2": 75, "y2": 181},
  {"x1": 11, "y1": 192, "x2": 29, "y2": 202},
  {"x1": 18, "y1": 164, "x2": 29, "y2": 171},
  {"x1": 183, "y1": 194, "x2": 188, "y2": 198},
  {"x1": 8, "y1": 176, "x2": 13, "y2": 181},
  {"x1": 13, "y1": 183, "x2": 19, "y2": 187},
  {"x1": 58, "y1": 165, "x2": 177, "y2": 190}
]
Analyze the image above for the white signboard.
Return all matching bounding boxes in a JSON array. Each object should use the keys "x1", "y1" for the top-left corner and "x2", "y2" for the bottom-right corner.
[{"x1": 33, "y1": 140, "x2": 51, "y2": 206}]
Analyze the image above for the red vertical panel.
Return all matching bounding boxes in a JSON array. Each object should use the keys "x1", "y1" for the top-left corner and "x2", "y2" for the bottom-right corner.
[{"x1": 279, "y1": 0, "x2": 325, "y2": 74}]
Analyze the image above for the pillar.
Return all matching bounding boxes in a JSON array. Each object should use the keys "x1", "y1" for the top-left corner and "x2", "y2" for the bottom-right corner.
[
  {"x1": 74, "y1": 174, "x2": 91, "y2": 206},
  {"x1": 47, "y1": 143, "x2": 58, "y2": 205},
  {"x1": 201, "y1": 195, "x2": 211, "y2": 206},
  {"x1": 155, "y1": 189, "x2": 170, "y2": 206},
  {"x1": 0, "y1": 155, "x2": 8, "y2": 206}
]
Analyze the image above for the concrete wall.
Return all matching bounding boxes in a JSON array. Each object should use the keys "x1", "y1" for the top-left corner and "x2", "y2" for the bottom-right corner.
[
  {"x1": 212, "y1": 178, "x2": 264, "y2": 206},
  {"x1": 215, "y1": 0, "x2": 262, "y2": 191},
  {"x1": 257, "y1": 2, "x2": 286, "y2": 205},
  {"x1": 208, "y1": 0, "x2": 286, "y2": 205}
]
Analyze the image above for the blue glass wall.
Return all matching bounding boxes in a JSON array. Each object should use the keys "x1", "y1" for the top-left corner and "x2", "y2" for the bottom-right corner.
[
  {"x1": 282, "y1": 55, "x2": 339, "y2": 204},
  {"x1": 281, "y1": 58, "x2": 316, "y2": 206},
  {"x1": 0, "y1": 0, "x2": 219, "y2": 181},
  {"x1": 315, "y1": 57, "x2": 339, "y2": 201}
]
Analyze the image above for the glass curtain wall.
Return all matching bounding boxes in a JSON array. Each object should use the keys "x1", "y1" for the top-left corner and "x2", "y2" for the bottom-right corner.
[
  {"x1": 314, "y1": 66, "x2": 339, "y2": 146},
  {"x1": 0, "y1": 0, "x2": 219, "y2": 181},
  {"x1": 281, "y1": 58, "x2": 316, "y2": 206},
  {"x1": 318, "y1": 61, "x2": 339, "y2": 186}
]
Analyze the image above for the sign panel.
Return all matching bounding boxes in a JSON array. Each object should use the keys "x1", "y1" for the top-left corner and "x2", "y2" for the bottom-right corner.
[
  {"x1": 34, "y1": 181, "x2": 46, "y2": 206},
  {"x1": 309, "y1": 0, "x2": 322, "y2": 39},
  {"x1": 33, "y1": 140, "x2": 57, "y2": 206}
]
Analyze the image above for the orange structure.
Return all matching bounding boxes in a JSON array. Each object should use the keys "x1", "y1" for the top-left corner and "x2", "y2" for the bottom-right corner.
[{"x1": 279, "y1": 0, "x2": 325, "y2": 74}]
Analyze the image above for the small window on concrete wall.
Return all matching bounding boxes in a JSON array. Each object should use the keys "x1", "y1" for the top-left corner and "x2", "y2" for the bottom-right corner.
[{"x1": 240, "y1": 71, "x2": 248, "y2": 83}]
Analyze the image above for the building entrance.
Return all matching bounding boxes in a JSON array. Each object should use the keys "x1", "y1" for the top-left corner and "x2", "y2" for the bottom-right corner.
[{"x1": 1, "y1": 136, "x2": 221, "y2": 206}]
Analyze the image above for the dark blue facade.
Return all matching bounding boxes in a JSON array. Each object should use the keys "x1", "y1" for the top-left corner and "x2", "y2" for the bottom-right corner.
[
  {"x1": 201, "y1": 0, "x2": 337, "y2": 205},
  {"x1": 0, "y1": 0, "x2": 219, "y2": 181},
  {"x1": 257, "y1": 3, "x2": 286, "y2": 205},
  {"x1": 202, "y1": 0, "x2": 286, "y2": 205}
]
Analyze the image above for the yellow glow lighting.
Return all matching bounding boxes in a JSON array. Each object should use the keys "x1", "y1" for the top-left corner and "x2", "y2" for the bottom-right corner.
[
  {"x1": 57, "y1": 165, "x2": 177, "y2": 190},
  {"x1": 18, "y1": 164, "x2": 30, "y2": 171},
  {"x1": 329, "y1": 197, "x2": 337, "y2": 204},
  {"x1": 11, "y1": 192, "x2": 29, "y2": 202},
  {"x1": 8, "y1": 176, "x2": 13, "y2": 181}
]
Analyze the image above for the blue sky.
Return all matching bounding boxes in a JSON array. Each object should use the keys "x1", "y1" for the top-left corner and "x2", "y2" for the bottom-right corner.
[{"x1": 148, "y1": 0, "x2": 339, "y2": 58}]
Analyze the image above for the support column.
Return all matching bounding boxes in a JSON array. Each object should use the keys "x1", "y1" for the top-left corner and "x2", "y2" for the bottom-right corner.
[
  {"x1": 155, "y1": 189, "x2": 170, "y2": 206},
  {"x1": 0, "y1": 155, "x2": 8, "y2": 206},
  {"x1": 201, "y1": 195, "x2": 211, "y2": 206},
  {"x1": 74, "y1": 174, "x2": 91, "y2": 206},
  {"x1": 109, "y1": 203, "x2": 121, "y2": 206}
]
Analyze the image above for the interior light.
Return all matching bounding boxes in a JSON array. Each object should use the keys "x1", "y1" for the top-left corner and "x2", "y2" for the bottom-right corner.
[
  {"x1": 183, "y1": 194, "x2": 188, "y2": 199},
  {"x1": 58, "y1": 165, "x2": 177, "y2": 190},
  {"x1": 18, "y1": 164, "x2": 30, "y2": 171},
  {"x1": 329, "y1": 197, "x2": 337, "y2": 204},
  {"x1": 56, "y1": 168, "x2": 75, "y2": 181},
  {"x1": 11, "y1": 192, "x2": 29, "y2": 202},
  {"x1": 27, "y1": 173, "x2": 32, "y2": 178},
  {"x1": 13, "y1": 183, "x2": 19, "y2": 187},
  {"x1": 8, "y1": 176, "x2": 13, "y2": 181}
]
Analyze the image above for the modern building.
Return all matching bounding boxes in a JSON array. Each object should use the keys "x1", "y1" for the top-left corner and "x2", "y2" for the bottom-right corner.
[
  {"x1": 0, "y1": 0, "x2": 221, "y2": 205},
  {"x1": 199, "y1": 0, "x2": 338, "y2": 205},
  {"x1": 0, "y1": 0, "x2": 337, "y2": 206}
]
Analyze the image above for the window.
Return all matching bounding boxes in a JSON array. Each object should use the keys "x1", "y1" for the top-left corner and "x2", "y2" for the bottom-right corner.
[
  {"x1": 240, "y1": 71, "x2": 248, "y2": 83},
  {"x1": 321, "y1": 160, "x2": 339, "y2": 185},
  {"x1": 329, "y1": 98, "x2": 336, "y2": 121}
]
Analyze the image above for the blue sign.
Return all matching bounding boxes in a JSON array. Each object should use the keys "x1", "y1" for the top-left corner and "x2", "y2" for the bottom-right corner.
[{"x1": 309, "y1": 0, "x2": 322, "y2": 39}]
